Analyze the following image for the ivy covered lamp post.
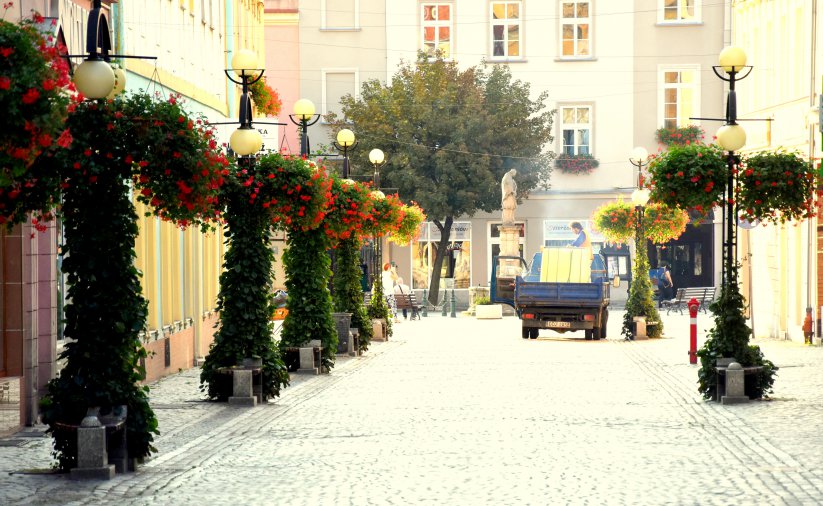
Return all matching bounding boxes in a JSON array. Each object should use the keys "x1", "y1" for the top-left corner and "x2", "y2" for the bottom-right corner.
[
  {"x1": 695, "y1": 46, "x2": 777, "y2": 400},
  {"x1": 623, "y1": 146, "x2": 661, "y2": 340},
  {"x1": 199, "y1": 49, "x2": 294, "y2": 401}
]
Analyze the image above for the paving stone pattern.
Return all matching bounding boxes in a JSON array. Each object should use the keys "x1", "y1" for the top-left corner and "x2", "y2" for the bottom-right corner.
[{"x1": 2, "y1": 311, "x2": 823, "y2": 505}]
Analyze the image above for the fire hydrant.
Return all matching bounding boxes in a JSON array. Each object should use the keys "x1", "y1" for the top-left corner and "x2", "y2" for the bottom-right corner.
[
  {"x1": 687, "y1": 298, "x2": 700, "y2": 364},
  {"x1": 803, "y1": 307, "x2": 814, "y2": 345}
]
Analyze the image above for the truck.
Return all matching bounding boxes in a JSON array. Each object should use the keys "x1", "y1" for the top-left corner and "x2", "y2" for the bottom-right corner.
[{"x1": 490, "y1": 247, "x2": 612, "y2": 340}]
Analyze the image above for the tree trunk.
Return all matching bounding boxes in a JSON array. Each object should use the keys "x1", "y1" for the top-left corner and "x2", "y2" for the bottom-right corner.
[{"x1": 427, "y1": 216, "x2": 453, "y2": 306}]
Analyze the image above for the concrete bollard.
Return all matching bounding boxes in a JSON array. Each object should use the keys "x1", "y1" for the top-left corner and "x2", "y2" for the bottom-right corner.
[
  {"x1": 721, "y1": 362, "x2": 749, "y2": 405},
  {"x1": 421, "y1": 289, "x2": 428, "y2": 317}
]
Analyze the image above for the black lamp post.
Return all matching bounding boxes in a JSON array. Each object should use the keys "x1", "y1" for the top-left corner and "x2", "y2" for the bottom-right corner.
[
  {"x1": 224, "y1": 49, "x2": 264, "y2": 160},
  {"x1": 629, "y1": 146, "x2": 651, "y2": 244},
  {"x1": 368, "y1": 148, "x2": 386, "y2": 287},
  {"x1": 333, "y1": 129, "x2": 358, "y2": 178},
  {"x1": 369, "y1": 148, "x2": 385, "y2": 188},
  {"x1": 712, "y1": 46, "x2": 752, "y2": 285},
  {"x1": 289, "y1": 99, "x2": 320, "y2": 157}
]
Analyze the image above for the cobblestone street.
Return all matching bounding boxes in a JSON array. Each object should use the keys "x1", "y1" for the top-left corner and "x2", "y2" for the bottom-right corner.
[{"x1": 3, "y1": 310, "x2": 823, "y2": 505}]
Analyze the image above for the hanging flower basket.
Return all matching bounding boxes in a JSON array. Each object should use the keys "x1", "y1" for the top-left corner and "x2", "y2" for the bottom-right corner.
[
  {"x1": 0, "y1": 14, "x2": 73, "y2": 186},
  {"x1": 249, "y1": 77, "x2": 282, "y2": 117},
  {"x1": 388, "y1": 203, "x2": 426, "y2": 245},
  {"x1": 554, "y1": 153, "x2": 599, "y2": 175},
  {"x1": 648, "y1": 143, "x2": 727, "y2": 213},
  {"x1": 592, "y1": 199, "x2": 689, "y2": 245},
  {"x1": 644, "y1": 203, "x2": 689, "y2": 244},
  {"x1": 591, "y1": 199, "x2": 635, "y2": 244},
  {"x1": 737, "y1": 150, "x2": 818, "y2": 224},
  {"x1": 655, "y1": 125, "x2": 705, "y2": 146}
]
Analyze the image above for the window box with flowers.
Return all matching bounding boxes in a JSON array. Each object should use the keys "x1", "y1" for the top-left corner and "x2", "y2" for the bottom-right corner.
[
  {"x1": 655, "y1": 125, "x2": 705, "y2": 146},
  {"x1": 554, "y1": 153, "x2": 599, "y2": 175}
]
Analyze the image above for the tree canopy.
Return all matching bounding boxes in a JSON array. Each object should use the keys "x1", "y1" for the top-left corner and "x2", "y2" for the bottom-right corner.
[{"x1": 329, "y1": 54, "x2": 555, "y2": 298}]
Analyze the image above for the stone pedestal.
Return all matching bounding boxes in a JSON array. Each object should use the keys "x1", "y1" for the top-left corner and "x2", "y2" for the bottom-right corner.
[
  {"x1": 632, "y1": 316, "x2": 648, "y2": 340},
  {"x1": 721, "y1": 362, "x2": 750, "y2": 405},
  {"x1": 499, "y1": 225, "x2": 521, "y2": 258},
  {"x1": 228, "y1": 369, "x2": 257, "y2": 406},
  {"x1": 71, "y1": 410, "x2": 115, "y2": 480},
  {"x1": 296, "y1": 340, "x2": 322, "y2": 375}
]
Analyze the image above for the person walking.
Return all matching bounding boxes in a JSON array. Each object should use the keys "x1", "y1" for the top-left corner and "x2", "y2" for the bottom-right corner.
[
  {"x1": 381, "y1": 262, "x2": 399, "y2": 322},
  {"x1": 657, "y1": 264, "x2": 674, "y2": 307}
]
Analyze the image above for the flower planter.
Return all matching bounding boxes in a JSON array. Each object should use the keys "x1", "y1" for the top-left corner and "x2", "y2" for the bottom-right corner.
[{"x1": 475, "y1": 304, "x2": 503, "y2": 319}]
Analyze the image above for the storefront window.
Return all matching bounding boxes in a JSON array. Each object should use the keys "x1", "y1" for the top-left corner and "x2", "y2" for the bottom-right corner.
[{"x1": 412, "y1": 222, "x2": 471, "y2": 289}]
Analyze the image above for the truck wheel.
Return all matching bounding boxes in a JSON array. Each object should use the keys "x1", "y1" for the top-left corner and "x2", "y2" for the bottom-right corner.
[
  {"x1": 584, "y1": 329, "x2": 593, "y2": 340},
  {"x1": 530, "y1": 328, "x2": 539, "y2": 339},
  {"x1": 522, "y1": 327, "x2": 530, "y2": 339}
]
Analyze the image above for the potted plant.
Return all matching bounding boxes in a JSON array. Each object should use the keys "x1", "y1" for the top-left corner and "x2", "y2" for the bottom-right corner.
[
  {"x1": 554, "y1": 153, "x2": 599, "y2": 175},
  {"x1": 474, "y1": 296, "x2": 502, "y2": 319},
  {"x1": 655, "y1": 124, "x2": 705, "y2": 146}
]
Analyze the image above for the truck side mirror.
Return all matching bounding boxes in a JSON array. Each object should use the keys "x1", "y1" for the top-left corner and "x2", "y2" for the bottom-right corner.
[{"x1": 612, "y1": 275, "x2": 621, "y2": 288}]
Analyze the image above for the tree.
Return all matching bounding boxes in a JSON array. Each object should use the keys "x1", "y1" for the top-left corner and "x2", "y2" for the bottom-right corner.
[{"x1": 330, "y1": 53, "x2": 554, "y2": 303}]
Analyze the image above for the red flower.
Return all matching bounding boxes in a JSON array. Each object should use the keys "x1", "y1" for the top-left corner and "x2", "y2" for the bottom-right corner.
[
  {"x1": 56, "y1": 129, "x2": 72, "y2": 148},
  {"x1": 0, "y1": 47, "x2": 13, "y2": 57},
  {"x1": 0, "y1": 77, "x2": 10, "y2": 89},
  {"x1": 21, "y1": 88, "x2": 40, "y2": 104}
]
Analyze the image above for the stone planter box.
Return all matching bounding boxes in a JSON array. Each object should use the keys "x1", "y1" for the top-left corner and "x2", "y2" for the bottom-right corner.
[{"x1": 475, "y1": 304, "x2": 502, "y2": 319}]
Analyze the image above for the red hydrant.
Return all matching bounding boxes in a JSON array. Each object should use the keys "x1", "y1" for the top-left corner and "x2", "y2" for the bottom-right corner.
[{"x1": 688, "y1": 298, "x2": 700, "y2": 364}]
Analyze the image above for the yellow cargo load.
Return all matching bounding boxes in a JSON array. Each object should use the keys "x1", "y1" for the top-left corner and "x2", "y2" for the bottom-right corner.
[{"x1": 539, "y1": 247, "x2": 591, "y2": 283}]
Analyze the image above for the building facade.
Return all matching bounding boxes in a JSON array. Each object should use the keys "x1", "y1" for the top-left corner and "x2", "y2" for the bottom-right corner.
[{"x1": 730, "y1": 0, "x2": 822, "y2": 342}]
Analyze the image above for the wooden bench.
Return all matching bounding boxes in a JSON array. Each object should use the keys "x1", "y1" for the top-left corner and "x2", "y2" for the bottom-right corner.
[
  {"x1": 394, "y1": 292, "x2": 423, "y2": 320},
  {"x1": 661, "y1": 287, "x2": 716, "y2": 315}
]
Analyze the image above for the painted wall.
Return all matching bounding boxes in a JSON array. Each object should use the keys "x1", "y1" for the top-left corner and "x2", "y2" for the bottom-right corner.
[{"x1": 264, "y1": 1, "x2": 301, "y2": 153}]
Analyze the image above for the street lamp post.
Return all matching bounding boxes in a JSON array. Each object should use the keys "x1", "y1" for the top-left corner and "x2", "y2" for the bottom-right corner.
[
  {"x1": 368, "y1": 148, "x2": 385, "y2": 189},
  {"x1": 628, "y1": 147, "x2": 650, "y2": 283},
  {"x1": 333, "y1": 129, "x2": 358, "y2": 178},
  {"x1": 289, "y1": 99, "x2": 320, "y2": 157},
  {"x1": 368, "y1": 148, "x2": 386, "y2": 287},
  {"x1": 712, "y1": 46, "x2": 751, "y2": 285},
  {"x1": 225, "y1": 49, "x2": 264, "y2": 159}
]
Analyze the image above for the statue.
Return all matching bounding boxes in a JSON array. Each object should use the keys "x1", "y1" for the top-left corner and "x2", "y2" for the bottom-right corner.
[{"x1": 501, "y1": 169, "x2": 517, "y2": 225}]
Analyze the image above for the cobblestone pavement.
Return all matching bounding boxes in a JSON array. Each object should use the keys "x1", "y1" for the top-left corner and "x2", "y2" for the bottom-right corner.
[{"x1": 2, "y1": 310, "x2": 823, "y2": 505}]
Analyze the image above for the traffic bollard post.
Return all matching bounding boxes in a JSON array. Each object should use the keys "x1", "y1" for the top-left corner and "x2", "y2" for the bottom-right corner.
[{"x1": 688, "y1": 297, "x2": 700, "y2": 364}]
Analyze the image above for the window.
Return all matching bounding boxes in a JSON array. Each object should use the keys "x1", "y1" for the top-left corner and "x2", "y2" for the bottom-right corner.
[
  {"x1": 490, "y1": 2, "x2": 521, "y2": 59},
  {"x1": 421, "y1": 3, "x2": 452, "y2": 58},
  {"x1": 559, "y1": 105, "x2": 591, "y2": 155},
  {"x1": 321, "y1": 0, "x2": 358, "y2": 30},
  {"x1": 412, "y1": 222, "x2": 471, "y2": 290},
  {"x1": 560, "y1": 1, "x2": 590, "y2": 57},
  {"x1": 659, "y1": 0, "x2": 700, "y2": 23},
  {"x1": 658, "y1": 67, "x2": 699, "y2": 130},
  {"x1": 321, "y1": 69, "x2": 358, "y2": 120}
]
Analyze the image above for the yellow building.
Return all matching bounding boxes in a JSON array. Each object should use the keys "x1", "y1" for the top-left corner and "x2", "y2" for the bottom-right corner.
[{"x1": 731, "y1": 0, "x2": 821, "y2": 342}]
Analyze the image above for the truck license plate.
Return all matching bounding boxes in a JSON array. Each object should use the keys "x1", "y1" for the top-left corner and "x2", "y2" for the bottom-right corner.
[{"x1": 545, "y1": 321, "x2": 571, "y2": 328}]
